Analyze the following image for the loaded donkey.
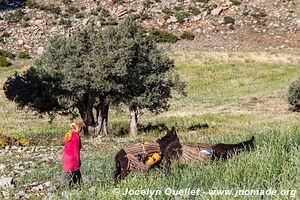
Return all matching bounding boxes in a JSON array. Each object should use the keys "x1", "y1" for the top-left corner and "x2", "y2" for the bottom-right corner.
[{"x1": 157, "y1": 126, "x2": 255, "y2": 171}]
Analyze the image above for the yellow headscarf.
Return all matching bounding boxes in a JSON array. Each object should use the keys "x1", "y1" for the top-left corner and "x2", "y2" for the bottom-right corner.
[{"x1": 64, "y1": 121, "x2": 85, "y2": 142}]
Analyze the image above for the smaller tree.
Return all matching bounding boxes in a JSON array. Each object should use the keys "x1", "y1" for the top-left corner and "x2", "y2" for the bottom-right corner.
[{"x1": 288, "y1": 77, "x2": 300, "y2": 112}]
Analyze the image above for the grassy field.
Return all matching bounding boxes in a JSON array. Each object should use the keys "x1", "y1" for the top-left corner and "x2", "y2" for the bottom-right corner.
[{"x1": 1, "y1": 50, "x2": 300, "y2": 199}]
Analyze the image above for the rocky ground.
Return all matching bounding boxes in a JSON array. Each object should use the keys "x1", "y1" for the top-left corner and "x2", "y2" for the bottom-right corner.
[
  {"x1": 0, "y1": 136, "x2": 131, "y2": 199},
  {"x1": 0, "y1": 0, "x2": 299, "y2": 56},
  {"x1": 0, "y1": 145, "x2": 63, "y2": 199}
]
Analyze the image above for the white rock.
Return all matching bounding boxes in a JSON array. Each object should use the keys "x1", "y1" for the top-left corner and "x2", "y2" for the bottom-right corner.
[
  {"x1": 0, "y1": 177, "x2": 15, "y2": 189},
  {"x1": 0, "y1": 164, "x2": 5, "y2": 172},
  {"x1": 82, "y1": 17, "x2": 91, "y2": 26},
  {"x1": 37, "y1": 47, "x2": 44, "y2": 55},
  {"x1": 2, "y1": 191, "x2": 9, "y2": 198},
  {"x1": 211, "y1": 7, "x2": 223, "y2": 16},
  {"x1": 24, "y1": 44, "x2": 32, "y2": 49},
  {"x1": 166, "y1": 16, "x2": 177, "y2": 23},
  {"x1": 31, "y1": 184, "x2": 43, "y2": 192},
  {"x1": 17, "y1": 39, "x2": 24, "y2": 45},
  {"x1": 44, "y1": 181, "x2": 51, "y2": 187},
  {"x1": 34, "y1": 19, "x2": 44, "y2": 25}
]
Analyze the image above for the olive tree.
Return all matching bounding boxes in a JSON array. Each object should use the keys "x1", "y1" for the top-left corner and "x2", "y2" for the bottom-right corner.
[{"x1": 4, "y1": 17, "x2": 185, "y2": 136}]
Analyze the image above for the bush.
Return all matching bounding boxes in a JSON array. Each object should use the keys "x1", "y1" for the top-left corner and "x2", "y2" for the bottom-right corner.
[
  {"x1": 0, "y1": 56, "x2": 10, "y2": 67},
  {"x1": 62, "y1": 0, "x2": 71, "y2": 5},
  {"x1": 230, "y1": 0, "x2": 241, "y2": 6},
  {"x1": 59, "y1": 18, "x2": 72, "y2": 28},
  {"x1": 251, "y1": 12, "x2": 267, "y2": 19},
  {"x1": 5, "y1": 8, "x2": 24, "y2": 23},
  {"x1": 19, "y1": 51, "x2": 30, "y2": 59},
  {"x1": 75, "y1": 12, "x2": 84, "y2": 19},
  {"x1": 1, "y1": 32, "x2": 10, "y2": 37},
  {"x1": 189, "y1": 6, "x2": 200, "y2": 16},
  {"x1": 21, "y1": 22, "x2": 30, "y2": 28},
  {"x1": 0, "y1": 49, "x2": 15, "y2": 59},
  {"x1": 224, "y1": 16, "x2": 235, "y2": 24},
  {"x1": 42, "y1": 4, "x2": 61, "y2": 15},
  {"x1": 25, "y1": 0, "x2": 39, "y2": 9},
  {"x1": 180, "y1": 31, "x2": 195, "y2": 40},
  {"x1": 0, "y1": 134, "x2": 30, "y2": 148},
  {"x1": 150, "y1": 30, "x2": 178, "y2": 43},
  {"x1": 175, "y1": 11, "x2": 190, "y2": 24},
  {"x1": 288, "y1": 78, "x2": 300, "y2": 111},
  {"x1": 112, "y1": 0, "x2": 124, "y2": 5},
  {"x1": 66, "y1": 6, "x2": 79, "y2": 15},
  {"x1": 197, "y1": 0, "x2": 208, "y2": 3}
]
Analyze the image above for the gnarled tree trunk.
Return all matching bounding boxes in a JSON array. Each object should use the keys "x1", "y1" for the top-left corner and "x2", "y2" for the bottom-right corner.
[
  {"x1": 130, "y1": 105, "x2": 139, "y2": 136},
  {"x1": 78, "y1": 94, "x2": 110, "y2": 136},
  {"x1": 96, "y1": 97, "x2": 109, "y2": 135}
]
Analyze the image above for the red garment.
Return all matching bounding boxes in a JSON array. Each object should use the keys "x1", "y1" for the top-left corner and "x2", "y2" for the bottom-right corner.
[{"x1": 62, "y1": 131, "x2": 81, "y2": 173}]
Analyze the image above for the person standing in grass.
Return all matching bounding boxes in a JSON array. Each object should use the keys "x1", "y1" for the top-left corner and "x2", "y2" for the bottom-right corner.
[{"x1": 59, "y1": 120, "x2": 84, "y2": 188}]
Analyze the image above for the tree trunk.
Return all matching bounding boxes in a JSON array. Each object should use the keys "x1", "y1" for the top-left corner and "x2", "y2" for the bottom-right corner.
[
  {"x1": 96, "y1": 97, "x2": 109, "y2": 135},
  {"x1": 78, "y1": 94, "x2": 98, "y2": 136},
  {"x1": 77, "y1": 95, "x2": 110, "y2": 136},
  {"x1": 130, "y1": 106, "x2": 139, "y2": 136}
]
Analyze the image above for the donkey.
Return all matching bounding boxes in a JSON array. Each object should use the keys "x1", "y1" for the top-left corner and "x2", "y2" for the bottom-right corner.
[{"x1": 156, "y1": 126, "x2": 255, "y2": 170}]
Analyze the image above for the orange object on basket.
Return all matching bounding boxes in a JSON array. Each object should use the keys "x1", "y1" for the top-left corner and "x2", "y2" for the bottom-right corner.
[
  {"x1": 143, "y1": 141, "x2": 150, "y2": 144},
  {"x1": 152, "y1": 153, "x2": 161, "y2": 161},
  {"x1": 146, "y1": 156, "x2": 155, "y2": 165}
]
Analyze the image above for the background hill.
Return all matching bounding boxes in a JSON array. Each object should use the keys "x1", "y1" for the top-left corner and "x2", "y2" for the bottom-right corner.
[{"x1": 0, "y1": 0, "x2": 300, "y2": 56}]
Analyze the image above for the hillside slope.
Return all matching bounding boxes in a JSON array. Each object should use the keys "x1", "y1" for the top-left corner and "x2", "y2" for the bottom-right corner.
[{"x1": 0, "y1": 0, "x2": 300, "y2": 55}]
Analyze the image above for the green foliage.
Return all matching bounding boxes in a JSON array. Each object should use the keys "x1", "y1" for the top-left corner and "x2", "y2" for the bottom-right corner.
[
  {"x1": 59, "y1": 18, "x2": 72, "y2": 28},
  {"x1": 162, "y1": 7, "x2": 174, "y2": 16},
  {"x1": 66, "y1": 6, "x2": 79, "y2": 15},
  {"x1": 224, "y1": 16, "x2": 235, "y2": 24},
  {"x1": 4, "y1": 17, "x2": 184, "y2": 134},
  {"x1": 180, "y1": 31, "x2": 195, "y2": 40},
  {"x1": 197, "y1": 0, "x2": 208, "y2": 3},
  {"x1": 150, "y1": 30, "x2": 179, "y2": 43},
  {"x1": 142, "y1": 0, "x2": 152, "y2": 8},
  {"x1": 25, "y1": 0, "x2": 39, "y2": 9},
  {"x1": 4, "y1": 67, "x2": 65, "y2": 113},
  {"x1": 62, "y1": 0, "x2": 71, "y2": 5},
  {"x1": 5, "y1": 8, "x2": 24, "y2": 23},
  {"x1": 0, "y1": 56, "x2": 10, "y2": 67},
  {"x1": 189, "y1": 6, "x2": 200, "y2": 16},
  {"x1": 1, "y1": 32, "x2": 10, "y2": 37},
  {"x1": 75, "y1": 12, "x2": 84, "y2": 19},
  {"x1": 26, "y1": 1, "x2": 61, "y2": 15},
  {"x1": 288, "y1": 78, "x2": 300, "y2": 112},
  {"x1": 21, "y1": 22, "x2": 30, "y2": 28},
  {"x1": 242, "y1": 11, "x2": 249, "y2": 16},
  {"x1": 23, "y1": 15, "x2": 30, "y2": 21},
  {"x1": 174, "y1": 5, "x2": 184, "y2": 11},
  {"x1": 251, "y1": 12, "x2": 268, "y2": 19},
  {"x1": 18, "y1": 51, "x2": 30, "y2": 59},
  {"x1": 204, "y1": 4, "x2": 217, "y2": 15},
  {"x1": 0, "y1": 49, "x2": 15, "y2": 59},
  {"x1": 230, "y1": 0, "x2": 242, "y2": 6},
  {"x1": 175, "y1": 11, "x2": 190, "y2": 24},
  {"x1": 41, "y1": 4, "x2": 61, "y2": 15},
  {"x1": 112, "y1": 0, "x2": 124, "y2": 5}
]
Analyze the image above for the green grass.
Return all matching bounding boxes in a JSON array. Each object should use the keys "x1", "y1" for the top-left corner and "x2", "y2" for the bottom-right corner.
[
  {"x1": 2, "y1": 128, "x2": 299, "y2": 199},
  {"x1": 1, "y1": 50, "x2": 300, "y2": 199}
]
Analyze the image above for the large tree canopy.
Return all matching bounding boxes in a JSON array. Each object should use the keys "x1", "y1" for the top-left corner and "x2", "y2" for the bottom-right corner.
[{"x1": 4, "y1": 17, "x2": 185, "y2": 136}]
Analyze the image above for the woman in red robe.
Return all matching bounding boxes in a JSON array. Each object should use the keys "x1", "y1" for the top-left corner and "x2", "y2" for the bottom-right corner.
[{"x1": 59, "y1": 120, "x2": 84, "y2": 187}]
